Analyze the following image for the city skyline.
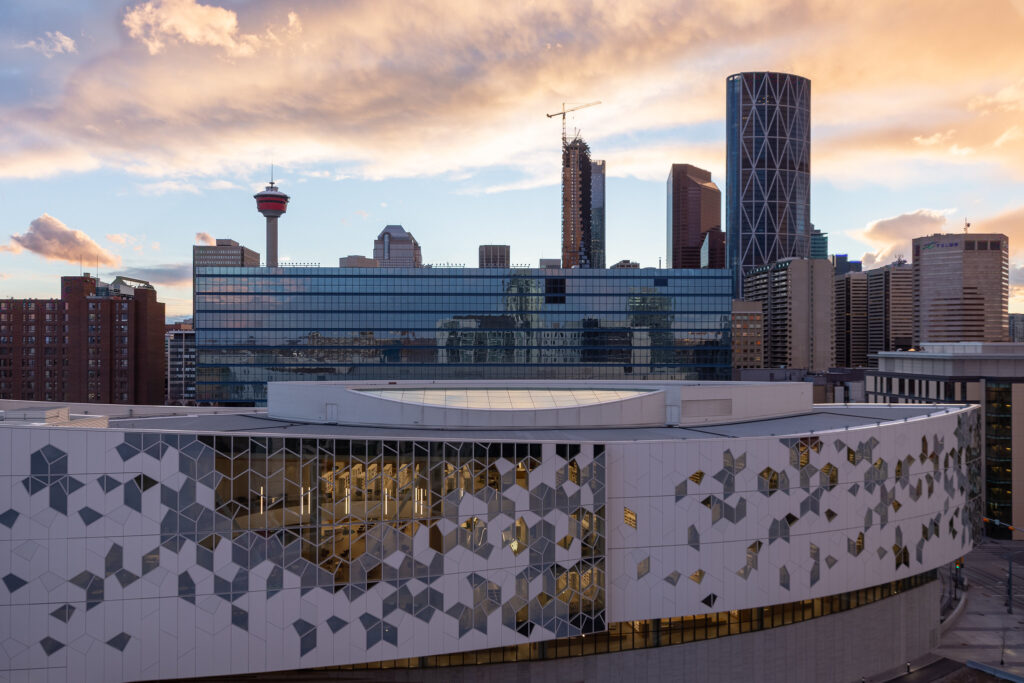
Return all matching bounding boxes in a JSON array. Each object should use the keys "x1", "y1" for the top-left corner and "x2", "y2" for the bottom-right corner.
[{"x1": 2, "y1": 1, "x2": 1024, "y2": 316}]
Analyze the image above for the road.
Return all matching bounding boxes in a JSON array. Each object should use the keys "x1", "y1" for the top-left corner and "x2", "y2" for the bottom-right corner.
[{"x1": 935, "y1": 539, "x2": 1024, "y2": 677}]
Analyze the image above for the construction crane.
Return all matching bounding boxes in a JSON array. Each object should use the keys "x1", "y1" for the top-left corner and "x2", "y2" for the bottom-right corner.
[{"x1": 547, "y1": 101, "x2": 601, "y2": 146}]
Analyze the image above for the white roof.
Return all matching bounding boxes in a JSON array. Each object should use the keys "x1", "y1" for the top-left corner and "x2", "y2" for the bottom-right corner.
[{"x1": 355, "y1": 387, "x2": 652, "y2": 410}]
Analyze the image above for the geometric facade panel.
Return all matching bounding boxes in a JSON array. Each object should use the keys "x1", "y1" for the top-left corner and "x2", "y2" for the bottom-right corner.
[{"x1": 0, "y1": 404, "x2": 980, "y2": 681}]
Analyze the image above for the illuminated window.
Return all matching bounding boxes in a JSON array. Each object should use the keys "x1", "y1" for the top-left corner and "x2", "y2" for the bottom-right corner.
[{"x1": 624, "y1": 507, "x2": 637, "y2": 529}]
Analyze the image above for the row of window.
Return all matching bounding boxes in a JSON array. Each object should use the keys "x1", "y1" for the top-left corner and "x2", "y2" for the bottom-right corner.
[{"x1": 335, "y1": 570, "x2": 937, "y2": 671}]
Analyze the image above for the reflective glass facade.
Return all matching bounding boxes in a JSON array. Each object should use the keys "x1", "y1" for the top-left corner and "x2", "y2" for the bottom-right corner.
[
  {"x1": 985, "y1": 381, "x2": 1013, "y2": 537},
  {"x1": 726, "y1": 72, "x2": 811, "y2": 294},
  {"x1": 195, "y1": 267, "x2": 733, "y2": 405}
]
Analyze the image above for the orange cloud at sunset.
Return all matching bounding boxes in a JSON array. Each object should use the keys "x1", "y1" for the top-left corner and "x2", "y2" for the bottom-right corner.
[
  {"x1": 1, "y1": 214, "x2": 120, "y2": 267},
  {"x1": 0, "y1": 0, "x2": 1022, "y2": 189}
]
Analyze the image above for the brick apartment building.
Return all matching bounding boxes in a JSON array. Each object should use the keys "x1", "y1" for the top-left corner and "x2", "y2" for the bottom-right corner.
[{"x1": 0, "y1": 274, "x2": 165, "y2": 404}]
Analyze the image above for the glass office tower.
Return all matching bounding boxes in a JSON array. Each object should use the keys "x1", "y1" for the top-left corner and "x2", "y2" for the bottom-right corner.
[
  {"x1": 195, "y1": 267, "x2": 733, "y2": 404},
  {"x1": 590, "y1": 160, "x2": 606, "y2": 269},
  {"x1": 726, "y1": 72, "x2": 811, "y2": 294}
]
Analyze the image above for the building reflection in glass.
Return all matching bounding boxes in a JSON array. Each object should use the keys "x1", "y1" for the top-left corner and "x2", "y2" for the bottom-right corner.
[{"x1": 195, "y1": 268, "x2": 732, "y2": 404}]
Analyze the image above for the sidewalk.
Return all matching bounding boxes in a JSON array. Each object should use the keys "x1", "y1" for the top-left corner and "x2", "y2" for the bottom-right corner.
[{"x1": 932, "y1": 540, "x2": 1024, "y2": 679}]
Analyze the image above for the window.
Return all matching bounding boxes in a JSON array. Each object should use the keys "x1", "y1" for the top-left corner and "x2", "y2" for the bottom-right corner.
[
  {"x1": 623, "y1": 507, "x2": 637, "y2": 529},
  {"x1": 759, "y1": 467, "x2": 779, "y2": 494}
]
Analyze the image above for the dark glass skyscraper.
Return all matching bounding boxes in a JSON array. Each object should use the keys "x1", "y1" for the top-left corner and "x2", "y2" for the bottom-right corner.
[
  {"x1": 726, "y1": 72, "x2": 811, "y2": 294},
  {"x1": 590, "y1": 159, "x2": 606, "y2": 269}
]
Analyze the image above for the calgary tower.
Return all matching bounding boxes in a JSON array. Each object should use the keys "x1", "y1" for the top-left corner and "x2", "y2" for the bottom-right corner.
[{"x1": 254, "y1": 175, "x2": 289, "y2": 268}]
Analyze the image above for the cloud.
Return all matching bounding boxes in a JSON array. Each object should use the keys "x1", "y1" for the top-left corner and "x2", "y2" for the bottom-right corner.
[
  {"x1": 195, "y1": 232, "x2": 216, "y2": 245},
  {"x1": 970, "y1": 78, "x2": 1024, "y2": 113},
  {"x1": 995, "y1": 125, "x2": 1024, "y2": 148},
  {"x1": 119, "y1": 262, "x2": 192, "y2": 286},
  {"x1": 137, "y1": 180, "x2": 200, "y2": 195},
  {"x1": 17, "y1": 31, "x2": 77, "y2": 58},
  {"x1": 0, "y1": 214, "x2": 120, "y2": 266},
  {"x1": 106, "y1": 233, "x2": 130, "y2": 244},
  {"x1": 124, "y1": 0, "x2": 265, "y2": 56},
  {"x1": 854, "y1": 204, "x2": 1024, "y2": 268},
  {"x1": 1012, "y1": 264, "x2": 1024, "y2": 286},
  {"x1": 2, "y1": 0, "x2": 1024, "y2": 188},
  {"x1": 355, "y1": 210, "x2": 369, "y2": 219},
  {"x1": 970, "y1": 204, "x2": 1024, "y2": 261},
  {"x1": 208, "y1": 179, "x2": 240, "y2": 190},
  {"x1": 854, "y1": 208, "x2": 953, "y2": 268},
  {"x1": 912, "y1": 130, "x2": 954, "y2": 146}
]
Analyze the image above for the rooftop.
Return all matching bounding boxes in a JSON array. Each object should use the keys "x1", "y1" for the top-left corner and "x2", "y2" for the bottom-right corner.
[
  {"x1": 102, "y1": 403, "x2": 956, "y2": 442},
  {"x1": 881, "y1": 342, "x2": 1024, "y2": 357},
  {"x1": 1, "y1": 380, "x2": 967, "y2": 442}
]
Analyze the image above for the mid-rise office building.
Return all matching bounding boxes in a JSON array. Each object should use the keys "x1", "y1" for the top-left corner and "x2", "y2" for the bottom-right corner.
[
  {"x1": 561, "y1": 138, "x2": 593, "y2": 268},
  {"x1": 809, "y1": 228, "x2": 828, "y2": 260},
  {"x1": 865, "y1": 342, "x2": 1023, "y2": 538},
  {"x1": 742, "y1": 258, "x2": 834, "y2": 372},
  {"x1": 373, "y1": 225, "x2": 422, "y2": 268},
  {"x1": 0, "y1": 274, "x2": 165, "y2": 404},
  {"x1": 830, "y1": 254, "x2": 862, "y2": 276},
  {"x1": 834, "y1": 271, "x2": 868, "y2": 368},
  {"x1": 192, "y1": 238, "x2": 260, "y2": 270},
  {"x1": 194, "y1": 267, "x2": 733, "y2": 405},
  {"x1": 609, "y1": 260, "x2": 640, "y2": 269},
  {"x1": 913, "y1": 233, "x2": 1008, "y2": 344},
  {"x1": 731, "y1": 299, "x2": 763, "y2": 370},
  {"x1": 478, "y1": 244, "x2": 511, "y2": 269},
  {"x1": 192, "y1": 238, "x2": 261, "y2": 312},
  {"x1": 700, "y1": 228, "x2": 726, "y2": 269},
  {"x1": 166, "y1": 321, "x2": 196, "y2": 405},
  {"x1": 339, "y1": 255, "x2": 379, "y2": 268},
  {"x1": 590, "y1": 160, "x2": 606, "y2": 269},
  {"x1": 866, "y1": 261, "x2": 913, "y2": 366},
  {"x1": 726, "y1": 72, "x2": 812, "y2": 293},
  {"x1": 666, "y1": 164, "x2": 721, "y2": 269},
  {"x1": 1010, "y1": 313, "x2": 1024, "y2": 342},
  {"x1": 0, "y1": 379, "x2": 980, "y2": 682}
]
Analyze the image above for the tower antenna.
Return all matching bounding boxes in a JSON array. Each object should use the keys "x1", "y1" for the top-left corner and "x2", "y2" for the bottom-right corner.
[{"x1": 964, "y1": 218, "x2": 971, "y2": 234}]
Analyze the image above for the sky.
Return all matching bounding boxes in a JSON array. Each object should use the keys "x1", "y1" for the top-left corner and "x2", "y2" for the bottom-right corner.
[{"x1": 1, "y1": 0, "x2": 1024, "y2": 319}]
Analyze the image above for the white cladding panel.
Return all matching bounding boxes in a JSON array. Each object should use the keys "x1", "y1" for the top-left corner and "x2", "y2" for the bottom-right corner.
[
  {"x1": 606, "y1": 408, "x2": 978, "y2": 620},
  {"x1": 0, "y1": 403, "x2": 979, "y2": 682}
]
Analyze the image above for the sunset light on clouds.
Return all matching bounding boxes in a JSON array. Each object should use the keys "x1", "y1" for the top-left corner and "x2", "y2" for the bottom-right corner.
[{"x1": 2, "y1": 0, "x2": 1024, "y2": 316}]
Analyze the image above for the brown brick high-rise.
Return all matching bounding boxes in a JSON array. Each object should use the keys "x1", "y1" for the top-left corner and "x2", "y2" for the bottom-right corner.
[{"x1": 0, "y1": 274, "x2": 165, "y2": 404}]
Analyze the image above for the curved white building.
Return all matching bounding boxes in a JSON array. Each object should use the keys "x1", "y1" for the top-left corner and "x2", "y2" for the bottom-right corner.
[{"x1": 0, "y1": 381, "x2": 981, "y2": 682}]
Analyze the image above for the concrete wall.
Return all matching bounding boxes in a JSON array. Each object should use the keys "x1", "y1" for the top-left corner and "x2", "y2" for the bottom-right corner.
[{"x1": 341, "y1": 580, "x2": 940, "y2": 683}]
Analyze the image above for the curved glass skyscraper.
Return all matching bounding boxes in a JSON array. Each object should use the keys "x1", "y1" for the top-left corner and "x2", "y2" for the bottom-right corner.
[{"x1": 726, "y1": 72, "x2": 811, "y2": 294}]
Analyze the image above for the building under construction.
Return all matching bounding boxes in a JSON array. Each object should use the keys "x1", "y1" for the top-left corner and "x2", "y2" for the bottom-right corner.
[{"x1": 561, "y1": 137, "x2": 593, "y2": 268}]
